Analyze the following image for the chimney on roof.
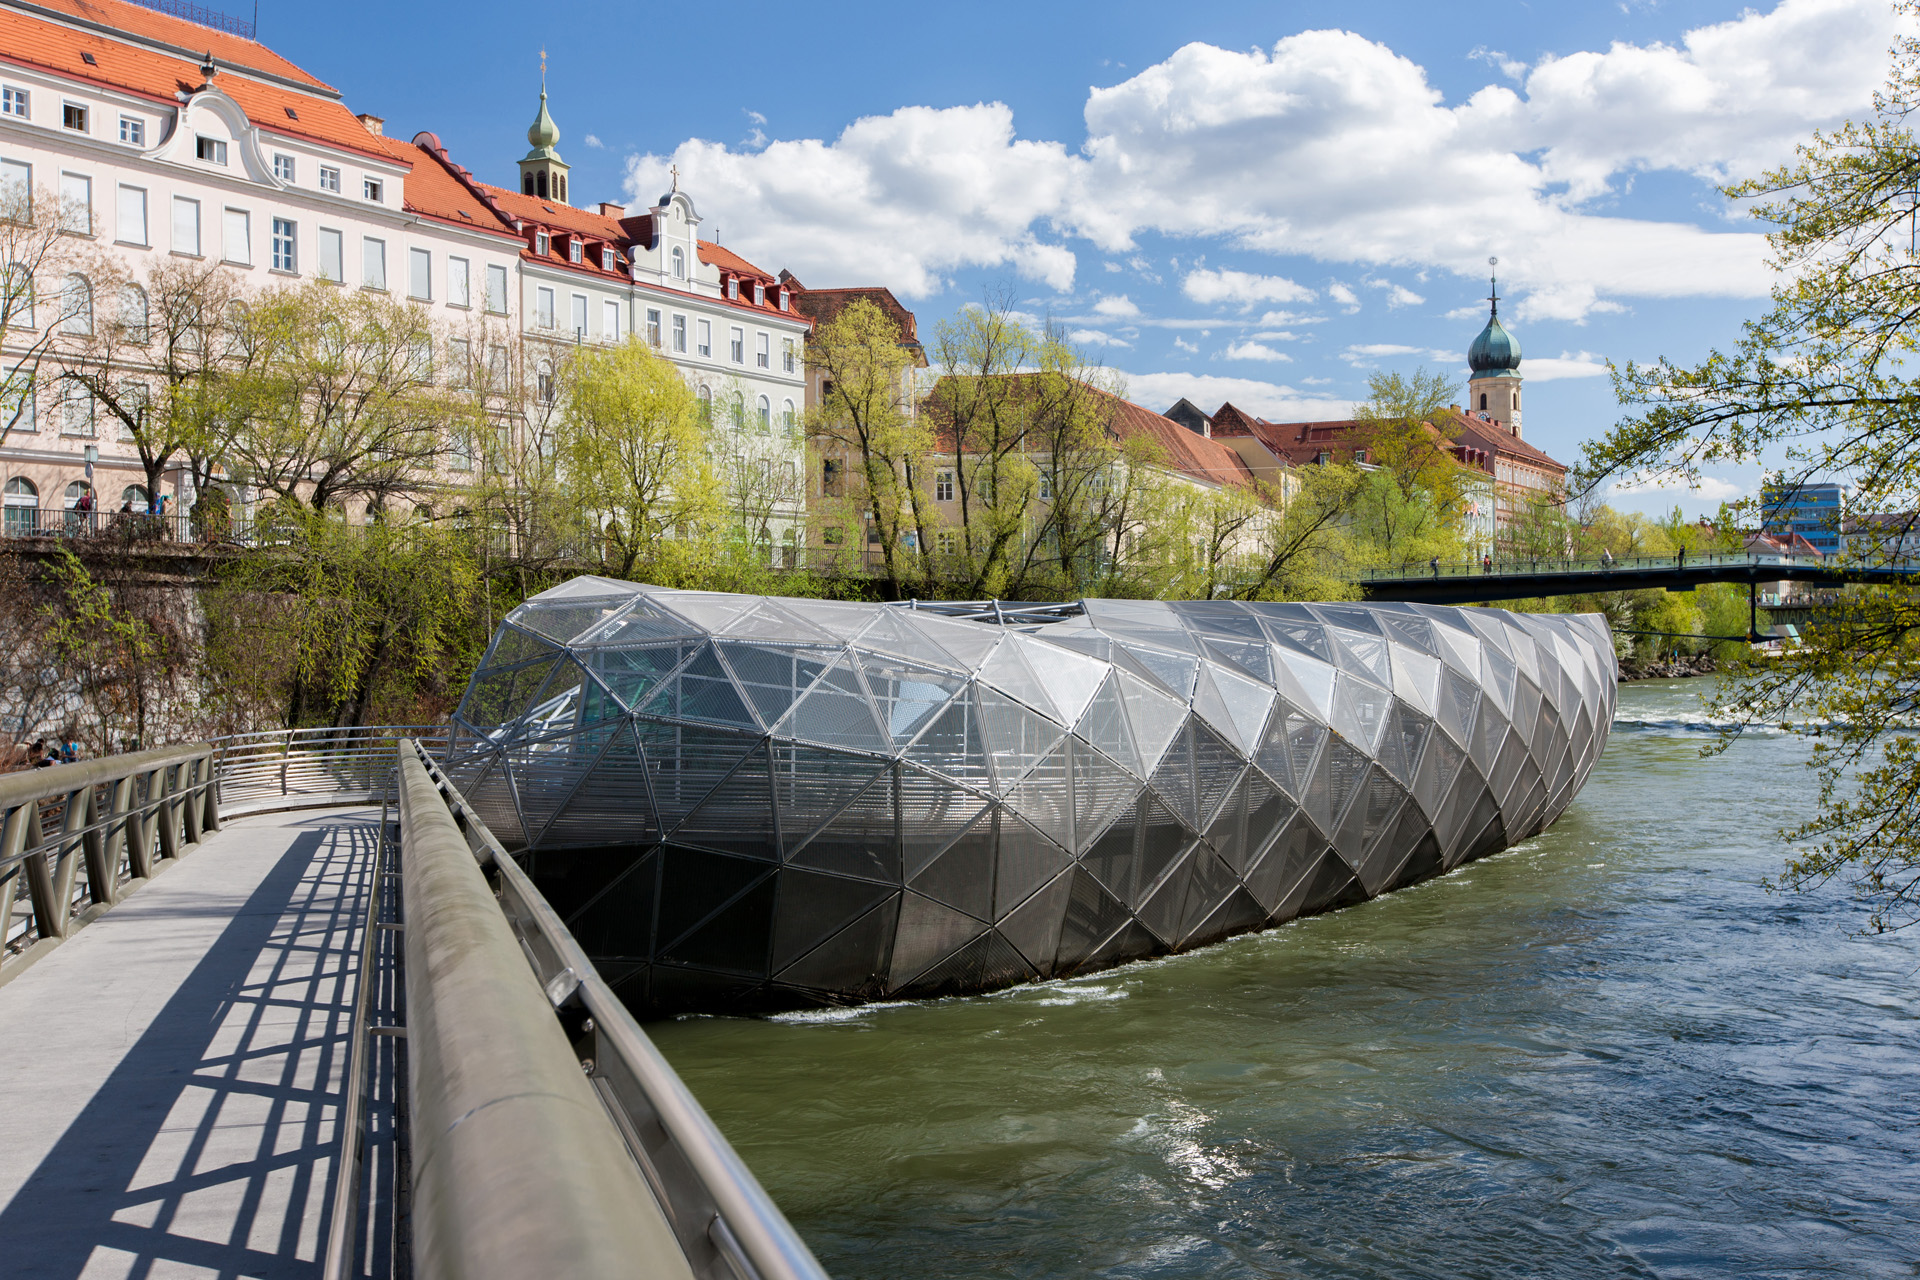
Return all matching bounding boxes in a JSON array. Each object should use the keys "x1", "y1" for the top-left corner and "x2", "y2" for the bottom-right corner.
[
  {"x1": 598, "y1": 201, "x2": 626, "y2": 219},
  {"x1": 356, "y1": 114, "x2": 384, "y2": 137}
]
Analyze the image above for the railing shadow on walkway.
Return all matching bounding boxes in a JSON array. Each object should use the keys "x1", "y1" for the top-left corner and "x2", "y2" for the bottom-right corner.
[{"x1": 0, "y1": 812, "x2": 384, "y2": 1280}]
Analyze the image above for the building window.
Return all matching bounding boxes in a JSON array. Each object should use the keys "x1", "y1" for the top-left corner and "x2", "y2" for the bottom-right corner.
[
  {"x1": 2, "y1": 376, "x2": 34, "y2": 435},
  {"x1": 756, "y1": 395, "x2": 770, "y2": 431},
  {"x1": 318, "y1": 227, "x2": 343, "y2": 281},
  {"x1": 756, "y1": 332, "x2": 770, "y2": 368},
  {"x1": 672, "y1": 314, "x2": 686, "y2": 353},
  {"x1": 63, "y1": 102, "x2": 88, "y2": 133},
  {"x1": 536, "y1": 287, "x2": 555, "y2": 329},
  {"x1": 61, "y1": 377, "x2": 93, "y2": 435},
  {"x1": 781, "y1": 399, "x2": 795, "y2": 433},
  {"x1": 1, "y1": 87, "x2": 27, "y2": 119},
  {"x1": 782, "y1": 338, "x2": 795, "y2": 373},
  {"x1": 730, "y1": 392, "x2": 745, "y2": 429},
  {"x1": 697, "y1": 319, "x2": 712, "y2": 357},
  {"x1": 602, "y1": 245, "x2": 618, "y2": 270},
  {"x1": 361, "y1": 236, "x2": 385, "y2": 289},
  {"x1": 726, "y1": 277, "x2": 738, "y2": 300},
  {"x1": 271, "y1": 218, "x2": 295, "y2": 271},
  {"x1": 363, "y1": 178, "x2": 382, "y2": 203},
  {"x1": 449, "y1": 338, "x2": 471, "y2": 388},
  {"x1": 603, "y1": 300, "x2": 620, "y2": 341},
  {"x1": 118, "y1": 116, "x2": 144, "y2": 146},
  {"x1": 777, "y1": 288, "x2": 789, "y2": 312},
  {"x1": 486, "y1": 264, "x2": 508, "y2": 314},
  {"x1": 1038, "y1": 474, "x2": 1052, "y2": 501},
  {"x1": 822, "y1": 458, "x2": 841, "y2": 495},
  {"x1": 935, "y1": 471, "x2": 954, "y2": 502},
  {"x1": 568, "y1": 240, "x2": 582, "y2": 264},
  {"x1": 58, "y1": 173, "x2": 91, "y2": 234},
  {"x1": 171, "y1": 196, "x2": 200, "y2": 255},
  {"x1": 822, "y1": 525, "x2": 844, "y2": 546},
  {"x1": 409, "y1": 247, "x2": 431, "y2": 299},
  {"x1": 937, "y1": 531, "x2": 956, "y2": 556},
  {"x1": 195, "y1": 135, "x2": 226, "y2": 165},
  {"x1": 730, "y1": 326, "x2": 744, "y2": 363},
  {"x1": 534, "y1": 231, "x2": 550, "y2": 256},
  {"x1": 753, "y1": 281, "x2": 764, "y2": 306},
  {"x1": 448, "y1": 256, "x2": 469, "y2": 307},
  {"x1": 671, "y1": 246, "x2": 684, "y2": 279},
  {"x1": 570, "y1": 293, "x2": 587, "y2": 339},
  {"x1": 697, "y1": 385, "x2": 712, "y2": 423},
  {"x1": 222, "y1": 208, "x2": 250, "y2": 264},
  {"x1": 537, "y1": 364, "x2": 554, "y2": 403},
  {"x1": 273, "y1": 152, "x2": 295, "y2": 183},
  {"x1": 115, "y1": 185, "x2": 146, "y2": 244},
  {"x1": 119, "y1": 284, "x2": 148, "y2": 341},
  {"x1": 319, "y1": 165, "x2": 341, "y2": 193},
  {"x1": 646, "y1": 308, "x2": 661, "y2": 347}
]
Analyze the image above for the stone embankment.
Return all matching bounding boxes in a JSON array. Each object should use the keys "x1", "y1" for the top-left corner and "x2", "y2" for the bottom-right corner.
[{"x1": 1618, "y1": 653, "x2": 1719, "y2": 681}]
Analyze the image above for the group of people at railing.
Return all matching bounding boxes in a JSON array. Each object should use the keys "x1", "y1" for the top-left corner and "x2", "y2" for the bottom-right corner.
[{"x1": 0, "y1": 738, "x2": 83, "y2": 774}]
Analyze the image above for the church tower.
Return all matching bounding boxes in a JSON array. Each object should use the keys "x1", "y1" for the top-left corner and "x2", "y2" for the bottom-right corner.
[
  {"x1": 1467, "y1": 258, "x2": 1522, "y2": 436},
  {"x1": 518, "y1": 63, "x2": 570, "y2": 205}
]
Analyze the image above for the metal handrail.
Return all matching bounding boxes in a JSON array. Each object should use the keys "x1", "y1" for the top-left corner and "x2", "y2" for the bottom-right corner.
[
  {"x1": 1358, "y1": 551, "x2": 1920, "y2": 581},
  {"x1": 0, "y1": 742, "x2": 219, "y2": 978},
  {"x1": 406, "y1": 741, "x2": 828, "y2": 1280},
  {"x1": 213, "y1": 726, "x2": 453, "y2": 815}
]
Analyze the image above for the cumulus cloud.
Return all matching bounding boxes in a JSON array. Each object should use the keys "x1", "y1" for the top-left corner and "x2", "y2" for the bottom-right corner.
[
  {"x1": 628, "y1": 0, "x2": 1894, "y2": 311},
  {"x1": 1183, "y1": 267, "x2": 1315, "y2": 307},
  {"x1": 1121, "y1": 371, "x2": 1356, "y2": 421},
  {"x1": 1070, "y1": 328, "x2": 1131, "y2": 347},
  {"x1": 1094, "y1": 294, "x2": 1141, "y2": 317},
  {"x1": 1383, "y1": 284, "x2": 1424, "y2": 308},
  {"x1": 1610, "y1": 471, "x2": 1745, "y2": 501},
  {"x1": 583, "y1": 134, "x2": 606, "y2": 150},
  {"x1": 1222, "y1": 340, "x2": 1294, "y2": 362},
  {"x1": 1525, "y1": 351, "x2": 1612, "y2": 381},
  {"x1": 1328, "y1": 282, "x2": 1361, "y2": 312}
]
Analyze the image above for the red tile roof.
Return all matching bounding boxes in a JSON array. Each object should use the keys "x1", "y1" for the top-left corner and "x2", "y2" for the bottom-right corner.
[
  {"x1": 698, "y1": 240, "x2": 775, "y2": 281},
  {"x1": 791, "y1": 286, "x2": 920, "y2": 345},
  {"x1": 393, "y1": 134, "x2": 520, "y2": 238},
  {"x1": 21, "y1": 0, "x2": 333, "y2": 89},
  {"x1": 1442, "y1": 408, "x2": 1567, "y2": 474},
  {"x1": 1207, "y1": 403, "x2": 1568, "y2": 478}
]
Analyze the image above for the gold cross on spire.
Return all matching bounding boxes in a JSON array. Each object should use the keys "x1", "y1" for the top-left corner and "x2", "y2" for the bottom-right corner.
[{"x1": 539, "y1": 47, "x2": 547, "y2": 89}]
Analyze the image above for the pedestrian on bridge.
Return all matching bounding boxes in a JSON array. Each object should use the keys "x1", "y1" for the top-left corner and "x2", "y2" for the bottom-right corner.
[
  {"x1": 1602, "y1": 548, "x2": 1614, "y2": 569},
  {"x1": 1430, "y1": 555, "x2": 1440, "y2": 578}
]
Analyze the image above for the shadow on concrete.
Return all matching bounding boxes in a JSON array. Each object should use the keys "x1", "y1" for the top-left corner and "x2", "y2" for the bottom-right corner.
[{"x1": 0, "y1": 818, "x2": 375, "y2": 1279}]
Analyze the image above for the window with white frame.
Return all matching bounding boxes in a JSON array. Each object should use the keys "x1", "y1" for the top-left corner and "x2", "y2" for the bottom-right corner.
[
  {"x1": 753, "y1": 281, "x2": 764, "y2": 306},
  {"x1": 602, "y1": 245, "x2": 618, "y2": 270},
  {"x1": 726, "y1": 277, "x2": 738, "y2": 300},
  {"x1": 119, "y1": 284, "x2": 148, "y2": 341},
  {"x1": 318, "y1": 227, "x2": 343, "y2": 282},
  {"x1": 730, "y1": 326, "x2": 744, "y2": 363},
  {"x1": 118, "y1": 116, "x2": 144, "y2": 146},
  {"x1": 935, "y1": 471, "x2": 954, "y2": 502},
  {"x1": 604, "y1": 300, "x2": 620, "y2": 341},
  {"x1": 222, "y1": 208, "x2": 250, "y2": 264},
  {"x1": 363, "y1": 177, "x2": 382, "y2": 203},
  {"x1": 61, "y1": 377, "x2": 93, "y2": 436},
  {"x1": 937, "y1": 531, "x2": 956, "y2": 556},
  {"x1": 782, "y1": 338, "x2": 795, "y2": 373},
  {"x1": 672, "y1": 314, "x2": 686, "y2": 353},
  {"x1": 645, "y1": 308, "x2": 661, "y2": 347},
  {"x1": 756, "y1": 331, "x2": 769, "y2": 369},
  {"x1": 570, "y1": 293, "x2": 587, "y2": 339},
  {"x1": 670, "y1": 246, "x2": 684, "y2": 279},
  {"x1": 115, "y1": 185, "x2": 146, "y2": 245},
  {"x1": 2, "y1": 376, "x2": 34, "y2": 434},
  {"x1": 63, "y1": 102, "x2": 88, "y2": 133},
  {"x1": 535, "y1": 287, "x2": 555, "y2": 329},
  {"x1": 697, "y1": 318, "x2": 711, "y2": 357},
  {"x1": 696, "y1": 384, "x2": 712, "y2": 422},
  {"x1": 568, "y1": 240, "x2": 582, "y2": 264},
  {"x1": 534, "y1": 231, "x2": 550, "y2": 256},
  {"x1": 272, "y1": 218, "x2": 295, "y2": 272},
  {"x1": 116, "y1": 381, "x2": 147, "y2": 440},
  {"x1": 171, "y1": 196, "x2": 200, "y2": 255},
  {"x1": 756, "y1": 395, "x2": 770, "y2": 431},
  {"x1": 361, "y1": 236, "x2": 385, "y2": 289},
  {"x1": 319, "y1": 165, "x2": 341, "y2": 193},
  {"x1": 273, "y1": 152, "x2": 295, "y2": 183},
  {"x1": 448, "y1": 338, "x2": 471, "y2": 388},
  {"x1": 1038, "y1": 474, "x2": 1052, "y2": 501},
  {"x1": 486, "y1": 264, "x2": 508, "y2": 314},
  {"x1": 195, "y1": 135, "x2": 226, "y2": 165},
  {"x1": 0, "y1": 159, "x2": 28, "y2": 213},
  {"x1": 782, "y1": 399, "x2": 795, "y2": 434},
  {"x1": 448, "y1": 256, "x2": 469, "y2": 307},
  {"x1": 777, "y1": 288, "x2": 789, "y2": 312},
  {"x1": 59, "y1": 173, "x2": 91, "y2": 234},
  {"x1": 1, "y1": 87, "x2": 27, "y2": 119},
  {"x1": 486, "y1": 344, "x2": 508, "y2": 388},
  {"x1": 409, "y1": 247, "x2": 431, "y2": 299}
]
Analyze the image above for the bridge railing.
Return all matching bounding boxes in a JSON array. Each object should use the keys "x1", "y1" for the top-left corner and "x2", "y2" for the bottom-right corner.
[
  {"x1": 212, "y1": 725, "x2": 452, "y2": 817},
  {"x1": 1358, "y1": 551, "x2": 1846, "y2": 582},
  {"x1": 359, "y1": 740, "x2": 826, "y2": 1280},
  {"x1": 0, "y1": 742, "x2": 219, "y2": 981}
]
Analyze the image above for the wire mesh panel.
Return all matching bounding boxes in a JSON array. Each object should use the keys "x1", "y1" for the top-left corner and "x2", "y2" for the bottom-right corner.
[{"x1": 451, "y1": 580, "x2": 1620, "y2": 1016}]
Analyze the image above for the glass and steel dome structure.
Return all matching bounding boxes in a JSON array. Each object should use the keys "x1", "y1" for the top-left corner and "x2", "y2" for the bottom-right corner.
[{"x1": 442, "y1": 579, "x2": 1617, "y2": 1016}]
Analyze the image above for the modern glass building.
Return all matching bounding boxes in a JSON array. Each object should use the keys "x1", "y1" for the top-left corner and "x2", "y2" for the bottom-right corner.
[{"x1": 1760, "y1": 482, "x2": 1844, "y2": 556}]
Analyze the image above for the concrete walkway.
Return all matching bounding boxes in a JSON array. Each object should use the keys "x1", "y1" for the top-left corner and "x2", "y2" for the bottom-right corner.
[{"x1": 0, "y1": 807, "x2": 377, "y2": 1280}]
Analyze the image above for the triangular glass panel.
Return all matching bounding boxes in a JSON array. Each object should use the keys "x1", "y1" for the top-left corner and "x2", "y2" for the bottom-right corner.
[
  {"x1": 1187, "y1": 886, "x2": 1269, "y2": 952},
  {"x1": 637, "y1": 645, "x2": 758, "y2": 731},
  {"x1": 1171, "y1": 601, "x2": 1264, "y2": 640},
  {"x1": 774, "y1": 895, "x2": 901, "y2": 996},
  {"x1": 1052, "y1": 867, "x2": 1131, "y2": 974},
  {"x1": 899, "y1": 768, "x2": 991, "y2": 878},
  {"x1": 779, "y1": 597, "x2": 881, "y2": 642},
  {"x1": 1245, "y1": 812, "x2": 1326, "y2": 917},
  {"x1": 1311, "y1": 604, "x2": 1384, "y2": 636},
  {"x1": 1190, "y1": 662, "x2": 1242, "y2": 753},
  {"x1": 1136, "y1": 847, "x2": 1195, "y2": 945},
  {"x1": 997, "y1": 870, "x2": 1075, "y2": 974},
  {"x1": 789, "y1": 770, "x2": 900, "y2": 883},
  {"x1": 1377, "y1": 609, "x2": 1438, "y2": 656},
  {"x1": 1261, "y1": 616, "x2": 1334, "y2": 664},
  {"x1": 1425, "y1": 611, "x2": 1482, "y2": 675},
  {"x1": 1116, "y1": 670, "x2": 1187, "y2": 775},
  {"x1": 1070, "y1": 739, "x2": 1143, "y2": 852},
  {"x1": 1243, "y1": 768, "x2": 1297, "y2": 873},
  {"x1": 635, "y1": 723, "x2": 763, "y2": 834},
  {"x1": 1148, "y1": 720, "x2": 1200, "y2": 828},
  {"x1": 770, "y1": 744, "x2": 888, "y2": 857},
  {"x1": 518, "y1": 660, "x2": 586, "y2": 738},
  {"x1": 1203, "y1": 769, "x2": 1250, "y2": 872},
  {"x1": 888, "y1": 891, "x2": 989, "y2": 987},
  {"x1": 1004, "y1": 742, "x2": 1072, "y2": 848},
  {"x1": 1390, "y1": 706, "x2": 1432, "y2": 789},
  {"x1": 1438, "y1": 666, "x2": 1482, "y2": 749},
  {"x1": 654, "y1": 846, "x2": 773, "y2": 956},
  {"x1": 1192, "y1": 722, "x2": 1244, "y2": 829},
  {"x1": 1201, "y1": 661, "x2": 1273, "y2": 755},
  {"x1": 511, "y1": 600, "x2": 625, "y2": 645},
  {"x1": 978, "y1": 638, "x2": 1061, "y2": 722},
  {"x1": 1117, "y1": 642, "x2": 1198, "y2": 700},
  {"x1": 907, "y1": 818, "x2": 995, "y2": 921},
  {"x1": 587, "y1": 643, "x2": 696, "y2": 710},
  {"x1": 716, "y1": 641, "x2": 839, "y2": 730},
  {"x1": 897, "y1": 611, "x2": 1003, "y2": 671},
  {"x1": 575, "y1": 599, "x2": 701, "y2": 647},
  {"x1": 1389, "y1": 644, "x2": 1443, "y2": 719},
  {"x1": 1324, "y1": 740, "x2": 1369, "y2": 832},
  {"x1": 994, "y1": 811, "x2": 1071, "y2": 918},
  {"x1": 484, "y1": 623, "x2": 559, "y2": 668},
  {"x1": 1200, "y1": 636, "x2": 1272, "y2": 683},
  {"x1": 1275, "y1": 650, "x2": 1338, "y2": 722},
  {"x1": 902, "y1": 697, "x2": 995, "y2": 791},
  {"x1": 1073, "y1": 674, "x2": 1140, "y2": 776},
  {"x1": 523, "y1": 574, "x2": 641, "y2": 603},
  {"x1": 1332, "y1": 671, "x2": 1393, "y2": 753},
  {"x1": 719, "y1": 599, "x2": 837, "y2": 643},
  {"x1": 775, "y1": 654, "x2": 889, "y2": 752},
  {"x1": 649, "y1": 590, "x2": 757, "y2": 634},
  {"x1": 897, "y1": 930, "x2": 1031, "y2": 998},
  {"x1": 672, "y1": 749, "x2": 778, "y2": 860},
  {"x1": 1017, "y1": 635, "x2": 1108, "y2": 726},
  {"x1": 1328, "y1": 625, "x2": 1392, "y2": 689},
  {"x1": 769, "y1": 869, "x2": 899, "y2": 974},
  {"x1": 976, "y1": 685, "x2": 1067, "y2": 791},
  {"x1": 660, "y1": 875, "x2": 778, "y2": 976},
  {"x1": 854, "y1": 652, "x2": 968, "y2": 746},
  {"x1": 459, "y1": 657, "x2": 558, "y2": 728},
  {"x1": 1178, "y1": 849, "x2": 1241, "y2": 946},
  {"x1": 536, "y1": 722, "x2": 655, "y2": 849},
  {"x1": 854, "y1": 608, "x2": 968, "y2": 670}
]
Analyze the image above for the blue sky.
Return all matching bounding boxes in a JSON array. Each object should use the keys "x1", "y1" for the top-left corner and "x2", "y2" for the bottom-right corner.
[{"x1": 257, "y1": 0, "x2": 1901, "y2": 515}]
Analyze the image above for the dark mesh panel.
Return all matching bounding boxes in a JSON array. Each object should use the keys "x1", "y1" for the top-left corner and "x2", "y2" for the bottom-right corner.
[
  {"x1": 673, "y1": 749, "x2": 778, "y2": 859},
  {"x1": 562, "y1": 850, "x2": 660, "y2": 960},
  {"x1": 459, "y1": 657, "x2": 557, "y2": 728},
  {"x1": 888, "y1": 891, "x2": 988, "y2": 988},
  {"x1": 997, "y1": 869, "x2": 1075, "y2": 973},
  {"x1": 1005, "y1": 742, "x2": 1072, "y2": 848},
  {"x1": 899, "y1": 771, "x2": 990, "y2": 881},
  {"x1": 1177, "y1": 848, "x2": 1239, "y2": 945},
  {"x1": 1388, "y1": 831, "x2": 1445, "y2": 892},
  {"x1": 484, "y1": 623, "x2": 560, "y2": 668},
  {"x1": 1053, "y1": 868, "x2": 1129, "y2": 973},
  {"x1": 1070, "y1": 740, "x2": 1144, "y2": 854},
  {"x1": 659, "y1": 871, "x2": 776, "y2": 976},
  {"x1": 790, "y1": 770, "x2": 900, "y2": 884},
  {"x1": 993, "y1": 813, "x2": 1070, "y2": 920},
  {"x1": 907, "y1": 819, "x2": 995, "y2": 922},
  {"x1": 1241, "y1": 769, "x2": 1296, "y2": 876},
  {"x1": 1245, "y1": 813, "x2": 1326, "y2": 918},
  {"x1": 635, "y1": 723, "x2": 762, "y2": 834},
  {"x1": 1203, "y1": 769, "x2": 1250, "y2": 873},
  {"x1": 903, "y1": 695, "x2": 995, "y2": 790},
  {"x1": 774, "y1": 895, "x2": 901, "y2": 999},
  {"x1": 1192, "y1": 721, "x2": 1243, "y2": 826},
  {"x1": 1187, "y1": 886, "x2": 1267, "y2": 951},
  {"x1": 655, "y1": 847, "x2": 773, "y2": 954},
  {"x1": 770, "y1": 869, "x2": 898, "y2": 973},
  {"x1": 1136, "y1": 847, "x2": 1194, "y2": 945},
  {"x1": 1148, "y1": 719, "x2": 1200, "y2": 826},
  {"x1": 769, "y1": 745, "x2": 886, "y2": 857}
]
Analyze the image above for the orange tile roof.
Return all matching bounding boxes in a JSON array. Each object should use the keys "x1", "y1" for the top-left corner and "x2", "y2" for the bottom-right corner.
[
  {"x1": 19, "y1": 0, "x2": 333, "y2": 90},
  {"x1": 698, "y1": 239, "x2": 775, "y2": 281},
  {"x1": 1213, "y1": 406, "x2": 1568, "y2": 477},
  {"x1": 791, "y1": 286, "x2": 920, "y2": 345},
  {"x1": 390, "y1": 135, "x2": 520, "y2": 238},
  {"x1": 0, "y1": 1, "x2": 398, "y2": 162},
  {"x1": 481, "y1": 181, "x2": 627, "y2": 241}
]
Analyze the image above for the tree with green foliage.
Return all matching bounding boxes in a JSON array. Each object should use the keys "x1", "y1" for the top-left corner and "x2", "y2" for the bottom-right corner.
[
  {"x1": 1348, "y1": 367, "x2": 1474, "y2": 567},
  {"x1": 1577, "y1": 12, "x2": 1920, "y2": 929}
]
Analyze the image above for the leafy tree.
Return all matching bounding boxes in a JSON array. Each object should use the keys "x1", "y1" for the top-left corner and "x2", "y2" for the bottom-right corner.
[
  {"x1": 1349, "y1": 367, "x2": 1474, "y2": 566},
  {"x1": 0, "y1": 180, "x2": 76, "y2": 446},
  {"x1": 1576, "y1": 15, "x2": 1920, "y2": 927}
]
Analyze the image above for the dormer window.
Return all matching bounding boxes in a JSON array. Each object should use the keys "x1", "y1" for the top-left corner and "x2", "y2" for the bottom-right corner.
[
  {"x1": 195, "y1": 135, "x2": 226, "y2": 165},
  {"x1": 726, "y1": 277, "x2": 738, "y2": 300},
  {"x1": 602, "y1": 245, "x2": 618, "y2": 270},
  {"x1": 777, "y1": 288, "x2": 788, "y2": 312},
  {"x1": 569, "y1": 239, "x2": 582, "y2": 264},
  {"x1": 534, "y1": 231, "x2": 550, "y2": 256},
  {"x1": 753, "y1": 281, "x2": 764, "y2": 306}
]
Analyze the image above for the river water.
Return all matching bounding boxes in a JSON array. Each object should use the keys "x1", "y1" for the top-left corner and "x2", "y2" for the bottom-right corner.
[{"x1": 650, "y1": 678, "x2": 1920, "y2": 1279}]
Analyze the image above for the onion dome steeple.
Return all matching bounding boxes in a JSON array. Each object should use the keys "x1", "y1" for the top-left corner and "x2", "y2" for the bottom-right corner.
[
  {"x1": 1468, "y1": 260, "x2": 1521, "y2": 375},
  {"x1": 517, "y1": 51, "x2": 571, "y2": 204}
]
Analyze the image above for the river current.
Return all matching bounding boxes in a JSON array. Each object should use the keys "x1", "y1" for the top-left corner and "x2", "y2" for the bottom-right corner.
[{"x1": 650, "y1": 678, "x2": 1920, "y2": 1278}]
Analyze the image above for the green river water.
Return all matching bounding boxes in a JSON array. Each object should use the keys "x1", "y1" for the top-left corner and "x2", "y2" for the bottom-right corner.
[{"x1": 650, "y1": 677, "x2": 1920, "y2": 1278}]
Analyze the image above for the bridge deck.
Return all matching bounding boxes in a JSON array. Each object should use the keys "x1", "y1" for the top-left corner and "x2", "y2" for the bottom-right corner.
[{"x1": 0, "y1": 807, "x2": 378, "y2": 1279}]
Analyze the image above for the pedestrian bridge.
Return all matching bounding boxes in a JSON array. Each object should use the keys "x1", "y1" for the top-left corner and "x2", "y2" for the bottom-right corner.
[
  {"x1": 0, "y1": 730, "x2": 825, "y2": 1280},
  {"x1": 1357, "y1": 551, "x2": 1920, "y2": 607}
]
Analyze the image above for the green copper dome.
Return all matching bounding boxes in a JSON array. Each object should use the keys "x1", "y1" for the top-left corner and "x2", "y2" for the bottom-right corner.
[
  {"x1": 1468, "y1": 306, "x2": 1521, "y2": 375},
  {"x1": 524, "y1": 90, "x2": 561, "y2": 160}
]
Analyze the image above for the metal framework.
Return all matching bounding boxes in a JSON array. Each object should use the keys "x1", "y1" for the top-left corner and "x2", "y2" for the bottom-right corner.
[{"x1": 443, "y1": 577, "x2": 1619, "y2": 1016}]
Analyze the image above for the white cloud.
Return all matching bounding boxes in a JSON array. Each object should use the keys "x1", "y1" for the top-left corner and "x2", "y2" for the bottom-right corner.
[
  {"x1": 1120, "y1": 371, "x2": 1356, "y2": 421},
  {"x1": 1070, "y1": 328, "x2": 1131, "y2": 347},
  {"x1": 1525, "y1": 351, "x2": 1612, "y2": 381},
  {"x1": 1609, "y1": 471, "x2": 1745, "y2": 501},
  {"x1": 629, "y1": 0, "x2": 1894, "y2": 312},
  {"x1": 1173, "y1": 336, "x2": 1199, "y2": 353},
  {"x1": 1094, "y1": 294, "x2": 1141, "y2": 317},
  {"x1": 1346, "y1": 343, "x2": 1424, "y2": 357},
  {"x1": 1222, "y1": 340, "x2": 1294, "y2": 362},
  {"x1": 1255, "y1": 309, "x2": 1325, "y2": 326},
  {"x1": 1469, "y1": 46, "x2": 1529, "y2": 83},
  {"x1": 1328, "y1": 282, "x2": 1361, "y2": 313},
  {"x1": 1103, "y1": 260, "x2": 1124, "y2": 273},
  {"x1": 1182, "y1": 267, "x2": 1315, "y2": 307},
  {"x1": 1385, "y1": 284, "x2": 1424, "y2": 308},
  {"x1": 583, "y1": 133, "x2": 606, "y2": 150}
]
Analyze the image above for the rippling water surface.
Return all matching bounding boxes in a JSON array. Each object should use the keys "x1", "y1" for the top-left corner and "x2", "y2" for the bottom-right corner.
[{"x1": 650, "y1": 678, "x2": 1920, "y2": 1279}]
